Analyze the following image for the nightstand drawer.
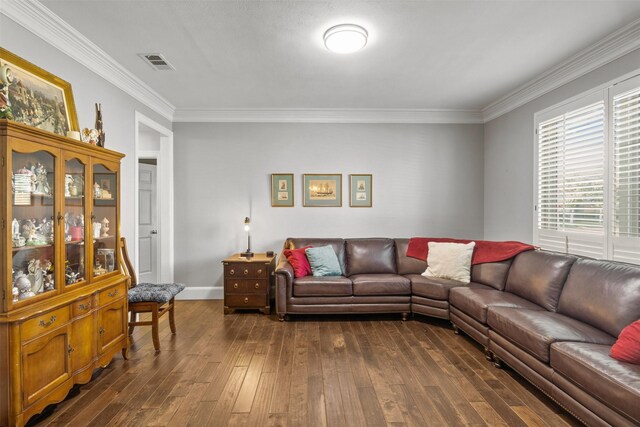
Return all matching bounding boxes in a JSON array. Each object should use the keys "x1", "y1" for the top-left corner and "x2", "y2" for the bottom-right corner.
[
  {"x1": 225, "y1": 279, "x2": 268, "y2": 294},
  {"x1": 226, "y1": 294, "x2": 267, "y2": 308},
  {"x1": 224, "y1": 263, "x2": 268, "y2": 279}
]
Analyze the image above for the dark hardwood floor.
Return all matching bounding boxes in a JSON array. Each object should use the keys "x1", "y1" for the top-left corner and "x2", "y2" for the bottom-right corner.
[{"x1": 32, "y1": 300, "x2": 581, "y2": 426}]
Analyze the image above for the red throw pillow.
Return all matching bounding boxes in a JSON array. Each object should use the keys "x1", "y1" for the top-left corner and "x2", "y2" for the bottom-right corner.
[
  {"x1": 283, "y1": 246, "x2": 312, "y2": 278},
  {"x1": 610, "y1": 320, "x2": 640, "y2": 364}
]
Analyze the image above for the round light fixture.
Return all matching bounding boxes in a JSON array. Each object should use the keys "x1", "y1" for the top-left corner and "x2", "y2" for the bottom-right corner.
[{"x1": 323, "y1": 24, "x2": 368, "y2": 54}]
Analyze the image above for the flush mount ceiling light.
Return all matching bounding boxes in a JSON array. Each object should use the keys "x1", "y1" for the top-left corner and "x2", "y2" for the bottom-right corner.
[{"x1": 323, "y1": 24, "x2": 368, "y2": 54}]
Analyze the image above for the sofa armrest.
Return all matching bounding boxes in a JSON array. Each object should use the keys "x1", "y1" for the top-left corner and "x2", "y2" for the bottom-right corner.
[{"x1": 275, "y1": 255, "x2": 294, "y2": 318}]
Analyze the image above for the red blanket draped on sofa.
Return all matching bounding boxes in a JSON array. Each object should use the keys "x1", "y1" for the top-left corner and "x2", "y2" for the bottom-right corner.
[{"x1": 406, "y1": 237, "x2": 536, "y2": 265}]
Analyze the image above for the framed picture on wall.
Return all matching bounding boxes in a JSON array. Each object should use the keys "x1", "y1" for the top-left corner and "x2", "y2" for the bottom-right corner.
[
  {"x1": 271, "y1": 173, "x2": 294, "y2": 207},
  {"x1": 303, "y1": 174, "x2": 342, "y2": 207},
  {"x1": 350, "y1": 174, "x2": 372, "y2": 207},
  {"x1": 0, "y1": 47, "x2": 79, "y2": 136}
]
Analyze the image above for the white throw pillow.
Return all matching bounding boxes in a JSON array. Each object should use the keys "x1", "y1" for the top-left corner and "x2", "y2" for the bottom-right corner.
[{"x1": 422, "y1": 242, "x2": 476, "y2": 283}]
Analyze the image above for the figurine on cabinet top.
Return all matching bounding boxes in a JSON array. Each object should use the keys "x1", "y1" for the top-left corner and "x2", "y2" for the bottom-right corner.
[{"x1": 95, "y1": 103, "x2": 105, "y2": 147}]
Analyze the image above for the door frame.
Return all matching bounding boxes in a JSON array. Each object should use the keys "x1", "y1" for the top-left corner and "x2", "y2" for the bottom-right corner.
[{"x1": 134, "y1": 111, "x2": 174, "y2": 284}]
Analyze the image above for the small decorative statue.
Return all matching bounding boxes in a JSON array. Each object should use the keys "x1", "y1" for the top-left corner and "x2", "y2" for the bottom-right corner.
[
  {"x1": 14, "y1": 272, "x2": 34, "y2": 300},
  {"x1": 95, "y1": 103, "x2": 105, "y2": 147},
  {"x1": 11, "y1": 218, "x2": 19, "y2": 238},
  {"x1": 94, "y1": 182, "x2": 102, "y2": 198},
  {"x1": 65, "y1": 174, "x2": 74, "y2": 197},
  {"x1": 65, "y1": 270, "x2": 80, "y2": 285},
  {"x1": 101, "y1": 217, "x2": 110, "y2": 238},
  {"x1": 32, "y1": 162, "x2": 50, "y2": 195},
  {"x1": 12, "y1": 286, "x2": 19, "y2": 302},
  {"x1": 43, "y1": 260, "x2": 55, "y2": 291},
  {"x1": 28, "y1": 259, "x2": 43, "y2": 294},
  {"x1": 93, "y1": 222, "x2": 102, "y2": 239}
]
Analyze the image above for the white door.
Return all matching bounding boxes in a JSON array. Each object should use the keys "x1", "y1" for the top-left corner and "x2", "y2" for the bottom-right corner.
[{"x1": 138, "y1": 162, "x2": 158, "y2": 283}]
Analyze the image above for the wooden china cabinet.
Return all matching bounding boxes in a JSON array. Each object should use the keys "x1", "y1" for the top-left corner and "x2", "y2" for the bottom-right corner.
[{"x1": 0, "y1": 120, "x2": 128, "y2": 427}]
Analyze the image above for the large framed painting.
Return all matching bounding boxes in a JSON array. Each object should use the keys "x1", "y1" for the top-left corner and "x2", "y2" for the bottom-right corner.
[
  {"x1": 303, "y1": 174, "x2": 342, "y2": 207},
  {"x1": 350, "y1": 174, "x2": 372, "y2": 207},
  {"x1": 271, "y1": 173, "x2": 294, "y2": 207},
  {"x1": 0, "y1": 47, "x2": 79, "y2": 136}
]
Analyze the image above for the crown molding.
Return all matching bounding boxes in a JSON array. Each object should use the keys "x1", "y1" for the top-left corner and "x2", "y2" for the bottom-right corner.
[
  {"x1": 0, "y1": 0, "x2": 176, "y2": 121},
  {"x1": 483, "y1": 17, "x2": 640, "y2": 122},
  {"x1": 173, "y1": 108, "x2": 484, "y2": 124}
]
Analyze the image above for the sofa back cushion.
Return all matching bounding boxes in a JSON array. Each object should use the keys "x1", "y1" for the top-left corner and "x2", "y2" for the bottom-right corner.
[
  {"x1": 286, "y1": 238, "x2": 346, "y2": 275},
  {"x1": 505, "y1": 250, "x2": 576, "y2": 311},
  {"x1": 558, "y1": 259, "x2": 640, "y2": 337},
  {"x1": 345, "y1": 238, "x2": 396, "y2": 276},
  {"x1": 470, "y1": 260, "x2": 512, "y2": 290},
  {"x1": 395, "y1": 238, "x2": 427, "y2": 275}
]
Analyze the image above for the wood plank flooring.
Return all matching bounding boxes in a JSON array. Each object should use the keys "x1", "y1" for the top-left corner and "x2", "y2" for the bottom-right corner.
[{"x1": 29, "y1": 301, "x2": 582, "y2": 427}]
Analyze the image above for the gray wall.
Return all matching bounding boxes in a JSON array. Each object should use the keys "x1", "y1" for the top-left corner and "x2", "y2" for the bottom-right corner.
[
  {"x1": 1, "y1": 16, "x2": 172, "y2": 254},
  {"x1": 484, "y1": 49, "x2": 640, "y2": 242},
  {"x1": 173, "y1": 122, "x2": 484, "y2": 290}
]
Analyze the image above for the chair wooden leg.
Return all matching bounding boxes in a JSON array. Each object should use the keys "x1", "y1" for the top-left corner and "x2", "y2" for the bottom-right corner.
[
  {"x1": 169, "y1": 298, "x2": 177, "y2": 334},
  {"x1": 128, "y1": 311, "x2": 136, "y2": 336},
  {"x1": 151, "y1": 304, "x2": 160, "y2": 352}
]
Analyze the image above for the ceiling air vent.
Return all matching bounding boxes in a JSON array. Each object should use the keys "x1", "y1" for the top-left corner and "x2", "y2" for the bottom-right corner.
[{"x1": 138, "y1": 53, "x2": 175, "y2": 71}]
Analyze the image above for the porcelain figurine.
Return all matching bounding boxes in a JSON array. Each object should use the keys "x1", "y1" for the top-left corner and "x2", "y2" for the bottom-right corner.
[
  {"x1": 101, "y1": 217, "x2": 110, "y2": 238},
  {"x1": 65, "y1": 174, "x2": 73, "y2": 197},
  {"x1": 93, "y1": 222, "x2": 102, "y2": 239},
  {"x1": 32, "y1": 162, "x2": 50, "y2": 195},
  {"x1": 65, "y1": 270, "x2": 80, "y2": 285},
  {"x1": 28, "y1": 259, "x2": 43, "y2": 293},
  {"x1": 11, "y1": 218, "x2": 19, "y2": 238},
  {"x1": 12, "y1": 286, "x2": 19, "y2": 302},
  {"x1": 14, "y1": 272, "x2": 34, "y2": 300},
  {"x1": 94, "y1": 182, "x2": 102, "y2": 198}
]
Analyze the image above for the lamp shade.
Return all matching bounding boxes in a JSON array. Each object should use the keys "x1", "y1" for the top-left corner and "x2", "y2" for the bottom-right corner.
[{"x1": 323, "y1": 24, "x2": 368, "y2": 54}]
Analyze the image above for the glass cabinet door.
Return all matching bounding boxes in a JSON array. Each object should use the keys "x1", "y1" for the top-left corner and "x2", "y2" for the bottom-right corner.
[
  {"x1": 63, "y1": 156, "x2": 88, "y2": 287},
  {"x1": 10, "y1": 147, "x2": 59, "y2": 303},
  {"x1": 92, "y1": 163, "x2": 118, "y2": 278}
]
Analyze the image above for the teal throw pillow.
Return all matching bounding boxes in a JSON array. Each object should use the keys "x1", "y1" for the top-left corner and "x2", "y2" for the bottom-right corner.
[{"x1": 305, "y1": 245, "x2": 342, "y2": 277}]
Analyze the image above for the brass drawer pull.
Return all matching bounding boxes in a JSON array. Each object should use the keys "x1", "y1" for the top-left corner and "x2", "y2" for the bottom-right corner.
[
  {"x1": 39, "y1": 315, "x2": 57, "y2": 328},
  {"x1": 243, "y1": 269, "x2": 249, "y2": 275},
  {"x1": 257, "y1": 269, "x2": 263, "y2": 275},
  {"x1": 233, "y1": 283, "x2": 239, "y2": 289},
  {"x1": 255, "y1": 283, "x2": 260, "y2": 289},
  {"x1": 108, "y1": 289, "x2": 119, "y2": 298},
  {"x1": 230, "y1": 269, "x2": 235, "y2": 275},
  {"x1": 244, "y1": 297, "x2": 249, "y2": 304},
  {"x1": 79, "y1": 303, "x2": 90, "y2": 310}
]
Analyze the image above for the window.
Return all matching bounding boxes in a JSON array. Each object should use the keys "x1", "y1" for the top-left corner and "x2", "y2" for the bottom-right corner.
[{"x1": 535, "y1": 74, "x2": 640, "y2": 264}]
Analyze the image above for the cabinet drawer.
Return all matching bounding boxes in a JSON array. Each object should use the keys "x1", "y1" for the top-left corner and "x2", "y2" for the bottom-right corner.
[
  {"x1": 225, "y1": 279, "x2": 268, "y2": 294},
  {"x1": 224, "y1": 263, "x2": 268, "y2": 279},
  {"x1": 226, "y1": 294, "x2": 267, "y2": 308},
  {"x1": 72, "y1": 297, "x2": 94, "y2": 317},
  {"x1": 21, "y1": 306, "x2": 71, "y2": 342},
  {"x1": 99, "y1": 283, "x2": 126, "y2": 306}
]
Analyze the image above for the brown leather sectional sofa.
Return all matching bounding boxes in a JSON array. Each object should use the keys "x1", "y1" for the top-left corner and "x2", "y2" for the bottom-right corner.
[{"x1": 275, "y1": 237, "x2": 640, "y2": 427}]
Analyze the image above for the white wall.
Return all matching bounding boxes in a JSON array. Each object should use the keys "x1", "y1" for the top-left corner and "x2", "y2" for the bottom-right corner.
[
  {"x1": 1, "y1": 16, "x2": 172, "y2": 254},
  {"x1": 173, "y1": 122, "x2": 484, "y2": 293},
  {"x1": 484, "y1": 49, "x2": 640, "y2": 242}
]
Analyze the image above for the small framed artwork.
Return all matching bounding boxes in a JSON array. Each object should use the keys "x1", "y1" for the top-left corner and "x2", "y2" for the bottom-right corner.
[
  {"x1": 303, "y1": 174, "x2": 342, "y2": 207},
  {"x1": 350, "y1": 174, "x2": 372, "y2": 207},
  {"x1": 271, "y1": 173, "x2": 294, "y2": 207},
  {"x1": 0, "y1": 47, "x2": 79, "y2": 136}
]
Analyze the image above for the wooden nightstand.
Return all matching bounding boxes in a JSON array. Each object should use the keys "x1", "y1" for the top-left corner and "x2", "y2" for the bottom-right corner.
[{"x1": 222, "y1": 253, "x2": 276, "y2": 314}]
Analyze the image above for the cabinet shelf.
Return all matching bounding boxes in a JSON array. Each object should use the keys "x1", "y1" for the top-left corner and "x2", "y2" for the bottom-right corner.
[{"x1": 12, "y1": 243, "x2": 53, "y2": 252}]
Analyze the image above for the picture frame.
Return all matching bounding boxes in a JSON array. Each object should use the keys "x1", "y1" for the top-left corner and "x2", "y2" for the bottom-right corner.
[
  {"x1": 0, "y1": 47, "x2": 79, "y2": 136},
  {"x1": 271, "y1": 173, "x2": 294, "y2": 207},
  {"x1": 303, "y1": 174, "x2": 342, "y2": 207},
  {"x1": 350, "y1": 174, "x2": 372, "y2": 207}
]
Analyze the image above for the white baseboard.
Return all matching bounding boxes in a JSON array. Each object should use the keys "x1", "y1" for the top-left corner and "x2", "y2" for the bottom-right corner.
[{"x1": 176, "y1": 286, "x2": 223, "y2": 300}]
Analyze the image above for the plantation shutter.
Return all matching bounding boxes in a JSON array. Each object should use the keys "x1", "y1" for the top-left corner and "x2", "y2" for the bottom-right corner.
[
  {"x1": 536, "y1": 96, "x2": 606, "y2": 258},
  {"x1": 611, "y1": 76, "x2": 640, "y2": 264}
]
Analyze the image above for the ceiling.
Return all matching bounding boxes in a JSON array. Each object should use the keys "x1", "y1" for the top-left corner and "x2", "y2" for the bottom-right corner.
[{"x1": 39, "y1": 0, "x2": 640, "y2": 112}]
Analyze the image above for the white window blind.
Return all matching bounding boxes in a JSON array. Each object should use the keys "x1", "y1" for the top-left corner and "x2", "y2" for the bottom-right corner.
[
  {"x1": 611, "y1": 80, "x2": 640, "y2": 263},
  {"x1": 535, "y1": 73, "x2": 640, "y2": 264},
  {"x1": 536, "y1": 100, "x2": 605, "y2": 258}
]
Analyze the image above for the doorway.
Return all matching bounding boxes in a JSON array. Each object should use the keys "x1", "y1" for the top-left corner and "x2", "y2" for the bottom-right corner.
[{"x1": 134, "y1": 112, "x2": 174, "y2": 284}]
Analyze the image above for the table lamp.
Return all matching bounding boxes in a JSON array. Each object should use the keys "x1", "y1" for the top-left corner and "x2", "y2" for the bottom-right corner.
[{"x1": 241, "y1": 216, "x2": 253, "y2": 258}]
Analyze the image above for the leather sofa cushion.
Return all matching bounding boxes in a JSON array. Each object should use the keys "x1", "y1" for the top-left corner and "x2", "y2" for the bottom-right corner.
[
  {"x1": 395, "y1": 238, "x2": 427, "y2": 275},
  {"x1": 470, "y1": 260, "x2": 512, "y2": 291},
  {"x1": 551, "y1": 342, "x2": 640, "y2": 423},
  {"x1": 487, "y1": 307, "x2": 615, "y2": 363},
  {"x1": 557, "y1": 259, "x2": 640, "y2": 338},
  {"x1": 409, "y1": 275, "x2": 489, "y2": 301},
  {"x1": 505, "y1": 250, "x2": 576, "y2": 312},
  {"x1": 287, "y1": 238, "x2": 347, "y2": 275},
  {"x1": 345, "y1": 238, "x2": 397, "y2": 276},
  {"x1": 351, "y1": 274, "x2": 410, "y2": 296},
  {"x1": 292, "y1": 276, "x2": 352, "y2": 297},
  {"x1": 449, "y1": 287, "x2": 542, "y2": 324}
]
